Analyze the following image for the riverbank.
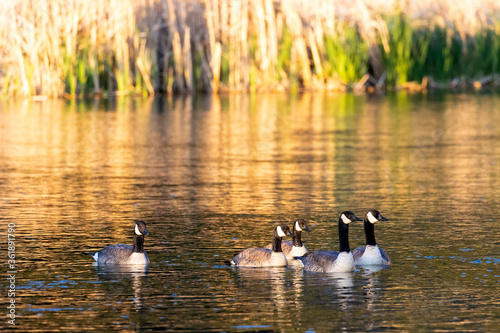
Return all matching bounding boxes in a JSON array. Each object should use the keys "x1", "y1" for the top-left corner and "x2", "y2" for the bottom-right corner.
[{"x1": 1, "y1": 0, "x2": 500, "y2": 98}]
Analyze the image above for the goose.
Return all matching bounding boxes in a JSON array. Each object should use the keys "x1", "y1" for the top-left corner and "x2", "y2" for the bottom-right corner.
[
  {"x1": 296, "y1": 211, "x2": 361, "y2": 273},
  {"x1": 85, "y1": 221, "x2": 150, "y2": 266},
  {"x1": 353, "y1": 210, "x2": 391, "y2": 266},
  {"x1": 227, "y1": 224, "x2": 294, "y2": 267},
  {"x1": 263, "y1": 219, "x2": 310, "y2": 259}
]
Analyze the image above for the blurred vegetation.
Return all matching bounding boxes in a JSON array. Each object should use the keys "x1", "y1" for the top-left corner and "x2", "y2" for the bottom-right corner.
[
  {"x1": 324, "y1": 26, "x2": 369, "y2": 84},
  {"x1": 1, "y1": 0, "x2": 500, "y2": 98}
]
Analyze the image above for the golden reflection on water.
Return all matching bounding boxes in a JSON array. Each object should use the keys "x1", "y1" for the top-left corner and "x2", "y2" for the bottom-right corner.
[
  {"x1": 2, "y1": 95, "x2": 500, "y2": 237},
  {"x1": 1, "y1": 93, "x2": 500, "y2": 331}
]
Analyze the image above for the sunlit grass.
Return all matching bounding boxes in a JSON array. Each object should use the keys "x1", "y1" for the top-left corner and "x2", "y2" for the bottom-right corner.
[
  {"x1": 323, "y1": 26, "x2": 368, "y2": 85},
  {"x1": 383, "y1": 14, "x2": 413, "y2": 86}
]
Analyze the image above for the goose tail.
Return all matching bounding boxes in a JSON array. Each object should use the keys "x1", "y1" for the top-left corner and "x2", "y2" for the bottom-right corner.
[
  {"x1": 83, "y1": 251, "x2": 98, "y2": 262},
  {"x1": 292, "y1": 256, "x2": 305, "y2": 267}
]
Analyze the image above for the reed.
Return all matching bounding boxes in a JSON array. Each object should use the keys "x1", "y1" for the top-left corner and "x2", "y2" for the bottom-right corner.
[
  {"x1": 2, "y1": 0, "x2": 500, "y2": 98},
  {"x1": 323, "y1": 25, "x2": 368, "y2": 85},
  {"x1": 383, "y1": 14, "x2": 413, "y2": 87}
]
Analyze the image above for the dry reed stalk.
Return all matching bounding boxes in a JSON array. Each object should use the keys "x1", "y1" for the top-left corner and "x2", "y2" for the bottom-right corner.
[
  {"x1": 3, "y1": 0, "x2": 500, "y2": 97},
  {"x1": 220, "y1": 0, "x2": 228, "y2": 43},
  {"x1": 136, "y1": 56, "x2": 155, "y2": 95},
  {"x1": 211, "y1": 42, "x2": 222, "y2": 92},
  {"x1": 172, "y1": 31, "x2": 184, "y2": 91},
  {"x1": 89, "y1": 26, "x2": 100, "y2": 93},
  {"x1": 254, "y1": 0, "x2": 268, "y2": 71},
  {"x1": 261, "y1": 0, "x2": 277, "y2": 84},
  {"x1": 166, "y1": 0, "x2": 184, "y2": 91},
  {"x1": 312, "y1": 18, "x2": 325, "y2": 57},
  {"x1": 183, "y1": 27, "x2": 193, "y2": 91},
  {"x1": 228, "y1": 0, "x2": 240, "y2": 88},
  {"x1": 295, "y1": 37, "x2": 312, "y2": 87},
  {"x1": 205, "y1": 0, "x2": 217, "y2": 58},
  {"x1": 308, "y1": 30, "x2": 323, "y2": 78},
  {"x1": 283, "y1": 0, "x2": 312, "y2": 87},
  {"x1": 240, "y1": 0, "x2": 249, "y2": 88},
  {"x1": 265, "y1": 0, "x2": 277, "y2": 66},
  {"x1": 212, "y1": 0, "x2": 221, "y2": 40},
  {"x1": 211, "y1": 0, "x2": 220, "y2": 44},
  {"x1": 204, "y1": 0, "x2": 221, "y2": 92}
]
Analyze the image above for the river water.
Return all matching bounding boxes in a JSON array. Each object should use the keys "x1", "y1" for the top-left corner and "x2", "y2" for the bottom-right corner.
[{"x1": 0, "y1": 93, "x2": 499, "y2": 332}]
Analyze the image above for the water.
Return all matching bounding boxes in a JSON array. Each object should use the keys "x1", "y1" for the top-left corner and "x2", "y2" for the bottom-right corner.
[{"x1": 0, "y1": 93, "x2": 499, "y2": 332}]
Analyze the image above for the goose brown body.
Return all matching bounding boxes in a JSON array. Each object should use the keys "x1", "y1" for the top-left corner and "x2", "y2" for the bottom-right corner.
[
  {"x1": 229, "y1": 224, "x2": 293, "y2": 267},
  {"x1": 296, "y1": 211, "x2": 361, "y2": 273},
  {"x1": 86, "y1": 221, "x2": 149, "y2": 266},
  {"x1": 94, "y1": 244, "x2": 149, "y2": 265}
]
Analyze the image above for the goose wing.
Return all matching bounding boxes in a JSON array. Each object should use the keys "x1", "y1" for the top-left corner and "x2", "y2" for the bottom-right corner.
[
  {"x1": 379, "y1": 247, "x2": 391, "y2": 265},
  {"x1": 263, "y1": 240, "x2": 293, "y2": 254},
  {"x1": 279, "y1": 241, "x2": 293, "y2": 255},
  {"x1": 232, "y1": 248, "x2": 273, "y2": 266},
  {"x1": 352, "y1": 246, "x2": 366, "y2": 262},
  {"x1": 299, "y1": 251, "x2": 339, "y2": 272},
  {"x1": 96, "y1": 244, "x2": 134, "y2": 265}
]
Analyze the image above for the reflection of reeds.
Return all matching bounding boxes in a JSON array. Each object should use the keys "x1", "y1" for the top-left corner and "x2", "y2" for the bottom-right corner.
[{"x1": 1, "y1": 0, "x2": 500, "y2": 98}]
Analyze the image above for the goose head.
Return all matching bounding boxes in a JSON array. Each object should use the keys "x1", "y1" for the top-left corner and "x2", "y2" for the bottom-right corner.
[
  {"x1": 339, "y1": 211, "x2": 362, "y2": 224},
  {"x1": 365, "y1": 210, "x2": 388, "y2": 224},
  {"x1": 274, "y1": 224, "x2": 294, "y2": 238},
  {"x1": 134, "y1": 220, "x2": 149, "y2": 236},
  {"x1": 293, "y1": 219, "x2": 310, "y2": 233}
]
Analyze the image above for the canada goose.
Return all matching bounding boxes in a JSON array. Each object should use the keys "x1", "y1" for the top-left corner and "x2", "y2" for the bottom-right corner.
[
  {"x1": 296, "y1": 211, "x2": 361, "y2": 273},
  {"x1": 85, "y1": 221, "x2": 149, "y2": 266},
  {"x1": 263, "y1": 219, "x2": 310, "y2": 259},
  {"x1": 227, "y1": 224, "x2": 294, "y2": 267},
  {"x1": 353, "y1": 210, "x2": 391, "y2": 266}
]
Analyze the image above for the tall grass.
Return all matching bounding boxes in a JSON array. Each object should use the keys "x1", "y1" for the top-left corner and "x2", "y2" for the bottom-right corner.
[
  {"x1": 2, "y1": 0, "x2": 500, "y2": 98},
  {"x1": 383, "y1": 14, "x2": 413, "y2": 87},
  {"x1": 324, "y1": 26, "x2": 369, "y2": 84}
]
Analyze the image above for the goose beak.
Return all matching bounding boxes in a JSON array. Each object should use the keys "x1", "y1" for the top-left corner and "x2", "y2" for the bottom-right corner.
[
  {"x1": 287, "y1": 230, "x2": 294, "y2": 237},
  {"x1": 142, "y1": 229, "x2": 149, "y2": 236},
  {"x1": 353, "y1": 214, "x2": 363, "y2": 221},
  {"x1": 379, "y1": 215, "x2": 388, "y2": 222},
  {"x1": 303, "y1": 225, "x2": 311, "y2": 232}
]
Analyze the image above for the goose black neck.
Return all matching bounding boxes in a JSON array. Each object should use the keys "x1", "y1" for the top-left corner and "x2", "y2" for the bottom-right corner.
[
  {"x1": 338, "y1": 220, "x2": 350, "y2": 253},
  {"x1": 133, "y1": 235, "x2": 145, "y2": 253},
  {"x1": 363, "y1": 220, "x2": 377, "y2": 246},
  {"x1": 292, "y1": 231, "x2": 303, "y2": 247},
  {"x1": 272, "y1": 235, "x2": 283, "y2": 253}
]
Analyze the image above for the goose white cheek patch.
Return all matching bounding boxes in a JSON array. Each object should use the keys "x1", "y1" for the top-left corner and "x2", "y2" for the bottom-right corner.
[
  {"x1": 367, "y1": 212, "x2": 378, "y2": 223},
  {"x1": 135, "y1": 224, "x2": 142, "y2": 235},
  {"x1": 341, "y1": 214, "x2": 352, "y2": 224},
  {"x1": 277, "y1": 226, "x2": 286, "y2": 237},
  {"x1": 295, "y1": 223, "x2": 302, "y2": 232}
]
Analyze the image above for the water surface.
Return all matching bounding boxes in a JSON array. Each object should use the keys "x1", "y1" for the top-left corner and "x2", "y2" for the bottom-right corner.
[{"x1": 0, "y1": 93, "x2": 499, "y2": 331}]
